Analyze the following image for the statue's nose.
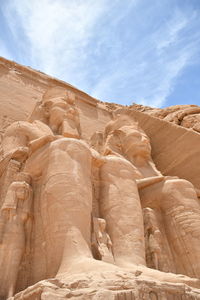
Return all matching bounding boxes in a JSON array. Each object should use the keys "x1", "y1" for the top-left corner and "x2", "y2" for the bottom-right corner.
[{"x1": 141, "y1": 137, "x2": 148, "y2": 144}]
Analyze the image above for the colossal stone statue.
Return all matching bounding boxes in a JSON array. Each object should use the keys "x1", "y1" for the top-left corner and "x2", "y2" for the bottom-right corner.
[
  {"x1": 0, "y1": 172, "x2": 32, "y2": 299},
  {"x1": 102, "y1": 115, "x2": 200, "y2": 278},
  {"x1": 0, "y1": 88, "x2": 200, "y2": 298},
  {"x1": 99, "y1": 137, "x2": 146, "y2": 268}
]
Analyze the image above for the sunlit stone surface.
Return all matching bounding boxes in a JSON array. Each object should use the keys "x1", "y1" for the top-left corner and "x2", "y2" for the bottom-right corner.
[{"x1": 0, "y1": 57, "x2": 200, "y2": 300}]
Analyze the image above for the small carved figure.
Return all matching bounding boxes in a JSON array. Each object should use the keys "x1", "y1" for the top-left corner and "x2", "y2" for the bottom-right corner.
[
  {"x1": 0, "y1": 172, "x2": 33, "y2": 299},
  {"x1": 92, "y1": 218, "x2": 114, "y2": 264},
  {"x1": 148, "y1": 229, "x2": 162, "y2": 270},
  {"x1": 143, "y1": 207, "x2": 165, "y2": 270}
]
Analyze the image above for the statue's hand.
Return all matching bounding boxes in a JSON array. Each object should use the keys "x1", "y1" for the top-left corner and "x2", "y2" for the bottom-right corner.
[{"x1": 11, "y1": 147, "x2": 29, "y2": 161}]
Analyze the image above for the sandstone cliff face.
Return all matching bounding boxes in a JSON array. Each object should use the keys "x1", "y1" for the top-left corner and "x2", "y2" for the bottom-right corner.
[
  {"x1": 0, "y1": 57, "x2": 200, "y2": 300},
  {"x1": 130, "y1": 103, "x2": 200, "y2": 134},
  {"x1": 0, "y1": 57, "x2": 112, "y2": 139},
  {"x1": 1, "y1": 57, "x2": 200, "y2": 190}
]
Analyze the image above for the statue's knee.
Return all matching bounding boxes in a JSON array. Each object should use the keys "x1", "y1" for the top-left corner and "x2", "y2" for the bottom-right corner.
[
  {"x1": 163, "y1": 178, "x2": 193, "y2": 193},
  {"x1": 162, "y1": 179, "x2": 197, "y2": 210}
]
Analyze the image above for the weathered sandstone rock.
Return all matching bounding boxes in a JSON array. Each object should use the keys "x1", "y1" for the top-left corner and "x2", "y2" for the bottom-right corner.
[
  {"x1": 130, "y1": 103, "x2": 200, "y2": 134},
  {"x1": 0, "y1": 57, "x2": 200, "y2": 299}
]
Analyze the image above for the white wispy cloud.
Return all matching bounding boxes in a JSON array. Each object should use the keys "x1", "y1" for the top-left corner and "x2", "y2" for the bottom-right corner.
[
  {"x1": 141, "y1": 9, "x2": 198, "y2": 107},
  {"x1": 156, "y1": 10, "x2": 188, "y2": 52},
  {"x1": 91, "y1": 5, "x2": 199, "y2": 107},
  {"x1": 140, "y1": 51, "x2": 191, "y2": 107},
  {"x1": 2, "y1": 0, "x2": 200, "y2": 107},
  {"x1": 3, "y1": 0, "x2": 110, "y2": 86}
]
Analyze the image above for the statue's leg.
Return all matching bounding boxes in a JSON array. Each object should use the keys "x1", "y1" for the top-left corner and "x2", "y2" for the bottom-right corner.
[
  {"x1": 24, "y1": 140, "x2": 119, "y2": 279},
  {"x1": 100, "y1": 157, "x2": 146, "y2": 267},
  {"x1": 161, "y1": 178, "x2": 200, "y2": 278},
  {"x1": 40, "y1": 138, "x2": 93, "y2": 276},
  {"x1": 0, "y1": 219, "x2": 25, "y2": 298}
]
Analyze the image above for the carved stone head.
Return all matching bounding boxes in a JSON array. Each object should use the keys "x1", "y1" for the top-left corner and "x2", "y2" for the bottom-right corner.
[
  {"x1": 104, "y1": 115, "x2": 151, "y2": 161},
  {"x1": 98, "y1": 218, "x2": 106, "y2": 232},
  {"x1": 42, "y1": 87, "x2": 76, "y2": 109},
  {"x1": 42, "y1": 87, "x2": 78, "y2": 134}
]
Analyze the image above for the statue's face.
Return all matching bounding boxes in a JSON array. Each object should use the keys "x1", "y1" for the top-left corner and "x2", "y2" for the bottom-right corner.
[
  {"x1": 46, "y1": 97, "x2": 67, "y2": 131},
  {"x1": 44, "y1": 96, "x2": 68, "y2": 111},
  {"x1": 122, "y1": 127, "x2": 151, "y2": 158},
  {"x1": 99, "y1": 219, "x2": 106, "y2": 231},
  {"x1": 51, "y1": 97, "x2": 68, "y2": 108},
  {"x1": 16, "y1": 187, "x2": 26, "y2": 200}
]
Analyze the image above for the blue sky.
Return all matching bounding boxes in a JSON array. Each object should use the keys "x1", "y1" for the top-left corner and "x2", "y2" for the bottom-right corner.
[{"x1": 0, "y1": 0, "x2": 200, "y2": 107}]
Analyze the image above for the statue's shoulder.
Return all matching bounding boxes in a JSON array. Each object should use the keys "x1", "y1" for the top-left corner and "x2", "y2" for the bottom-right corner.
[
  {"x1": 3, "y1": 121, "x2": 35, "y2": 139},
  {"x1": 32, "y1": 120, "x2": 53, "y2": 135}
]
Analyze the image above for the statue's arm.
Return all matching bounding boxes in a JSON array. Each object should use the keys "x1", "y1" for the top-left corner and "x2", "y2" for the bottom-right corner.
[
  {"x1": 136, "y1": 175, "x2": 180, "y2": 190},
  {"x1": 136, "y1": 176, "x2": 165, "y2": 190},
  {"x1": 28, "y1": 134, "x2": 56, "y2": 154}
]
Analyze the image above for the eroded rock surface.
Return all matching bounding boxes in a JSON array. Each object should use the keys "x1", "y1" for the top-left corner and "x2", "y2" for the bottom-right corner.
[
  {"x1": 130, "y1": 103, "x2": 200, "y2": 133},
  {"x1": 0, "y1": 57, "x2": 200, "y2": 300}
]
